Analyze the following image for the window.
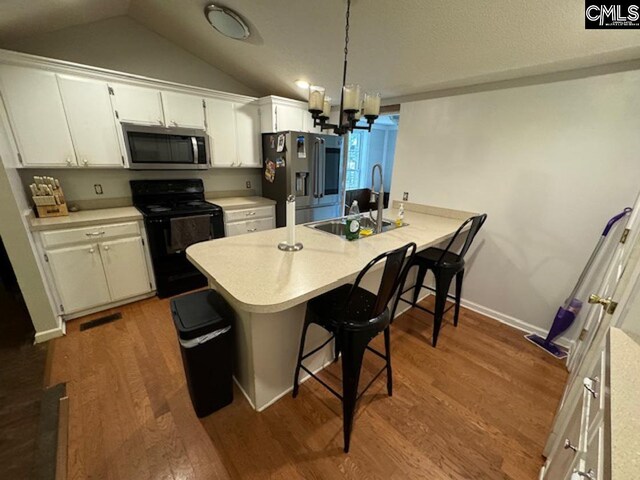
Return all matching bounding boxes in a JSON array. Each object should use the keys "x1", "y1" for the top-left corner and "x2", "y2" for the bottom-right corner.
[{"x1": 346, "y1": 130, "x2": 367, "y2": 190}]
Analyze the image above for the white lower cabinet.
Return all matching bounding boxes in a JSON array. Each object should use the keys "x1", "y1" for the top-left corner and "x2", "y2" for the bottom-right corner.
[
  {"x1": 100, "y1": 236, "x2": 151, "y2": 301},
  {"x1": 223, "y1": 205, "x2": 275, "y2": 237},
  {"x1": 542, "y1": 329, "x2": 617, "y2": 480},
  {"x1": 47, "y1": 243, "x2": 111, "y2": 314},
  {"x1": 226, "y1": 217, "x2": 274, "y2": 237},
  {"x1": 40, "y1": 221, "x2": 154, "y2": 317}
]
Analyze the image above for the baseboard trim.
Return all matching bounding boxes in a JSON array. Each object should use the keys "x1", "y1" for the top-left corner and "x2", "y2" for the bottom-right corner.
[
  {"x1": 34, "y1": 316, "x2": 65, "y2": 343},
  {"x1": 399, "y1": 287, "x2": 574, "y2": 350},
  {"x1": 459, "y1": 297, "x2": 574, "y2": 349}
]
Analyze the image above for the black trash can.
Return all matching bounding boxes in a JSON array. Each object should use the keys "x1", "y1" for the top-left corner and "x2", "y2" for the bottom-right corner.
[{"x1": 170, "y1": 289, "x2": 234, "y2": 417}]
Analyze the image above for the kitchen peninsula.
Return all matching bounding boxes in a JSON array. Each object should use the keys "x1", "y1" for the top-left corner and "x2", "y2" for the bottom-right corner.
[{"x1": 187, "y1": 202, "x2": 475, "y2": 411}]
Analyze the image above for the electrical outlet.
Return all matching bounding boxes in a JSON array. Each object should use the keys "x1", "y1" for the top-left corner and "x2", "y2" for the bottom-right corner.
[
  {"x1": 403, "y1": 192, "x2": 409, "y2": 201},
  {"x1": 246, "y1": 181, "x2": 252, "y2": 189},
  {"x1": 94, "y1": 184, "x2": 103, "y2": 195}
]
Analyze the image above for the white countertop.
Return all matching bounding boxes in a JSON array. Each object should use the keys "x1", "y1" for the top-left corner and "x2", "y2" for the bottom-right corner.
[
  {"x1": 28, "y1": 206, "x2": 142, "y2": 231},
  {"x1": 187, "y1": 203, "x2": 474, "y2": 313},
  {"x1": 609, "y1": 327, "x2": 640, "y2": 480},
  {"x1": 206, "y1": 196, "x2": 276, "y2": 210}
]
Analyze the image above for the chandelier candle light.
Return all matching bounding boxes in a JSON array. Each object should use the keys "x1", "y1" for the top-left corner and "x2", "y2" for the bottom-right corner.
[{"x1": 307, "y1": 0, "x2": 381, "y2": 135}]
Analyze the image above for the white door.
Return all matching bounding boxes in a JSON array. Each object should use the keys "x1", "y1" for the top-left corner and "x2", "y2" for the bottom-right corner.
[
  {"x1": 47, "y1": 243, "x2": 110, "y2": 313},
  {"x1": 109, "y1": 83, "x2": 164, "y2": 126},
  {"x1": 100, "y1": 236, "x2": 151, "y2": 301},
  {"x1": 568, "y1": 196, "x2": 640, "y2": 372},
  {"x1": 235, "y1": 102, "x2": 261, "y2": 167},
  {"x1": 162, "y1": 92, "x2": 205, "y2": 129},
  {"x1": 0, "y1": 65, "x2": 76, "y2": 167},
  {"x1": 57, "y1": 75, "x2": 123, "y2": 168},
  {"x1": 275, "y1": 105, "x2": 304, "y2": 132},
  {"x1": 206, "y1": 98, "x2": 237, "y2": 167}
]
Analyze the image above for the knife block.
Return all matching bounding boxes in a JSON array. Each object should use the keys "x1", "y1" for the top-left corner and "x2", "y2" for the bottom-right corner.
[{"x1": 33, "y1": 187, "x2": 69, "y2": 218}]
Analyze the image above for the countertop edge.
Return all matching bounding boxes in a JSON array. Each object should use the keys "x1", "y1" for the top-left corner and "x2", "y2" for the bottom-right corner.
[
  {"x1": 187, "y1": 223, "x2": 461, "y2": 314},
  {"x1": 27, "y1": 207, "x2": 143, "y2": 232}
]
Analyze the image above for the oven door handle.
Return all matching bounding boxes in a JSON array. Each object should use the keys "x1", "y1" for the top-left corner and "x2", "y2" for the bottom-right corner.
[{"x1": 191, "y1": 137, "x2": 199, "y2": 164}]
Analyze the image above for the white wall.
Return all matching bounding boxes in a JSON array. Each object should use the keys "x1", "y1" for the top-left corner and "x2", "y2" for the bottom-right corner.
[
  {"x1": 17, "y1": 168, "x2": 262, "y2": 206},
  {"x1": 0, "y1": 109, "x2": 60, "y2": 340},
  {"x1": 1, "y1": 16, "x2": 257, "y2": 96},
  {"x1": 391, "y1": 69, "x2": 640, "y2": 340}
]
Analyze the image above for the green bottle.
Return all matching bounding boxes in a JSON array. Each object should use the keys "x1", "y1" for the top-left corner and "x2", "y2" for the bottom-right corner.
[{"x1": 345, "y1": 200, "x2": 361, "y2": 241}]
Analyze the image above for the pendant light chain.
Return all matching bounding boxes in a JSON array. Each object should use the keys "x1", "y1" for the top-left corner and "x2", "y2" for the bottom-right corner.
[
  {"x1": 344, "y1": 0, "x2": 350, "y2": 61},
  {"x1": 307, "y1": 0, "x2": 380, "y2": 135}
]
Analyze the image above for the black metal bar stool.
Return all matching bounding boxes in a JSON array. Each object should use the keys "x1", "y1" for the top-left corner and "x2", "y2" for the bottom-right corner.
[
  {"x1": 391, "y1": 214, "x2": 487, "y2": 347},
  {"x1": 292, "y1": 242, "x2": 417, "y2": 453}
]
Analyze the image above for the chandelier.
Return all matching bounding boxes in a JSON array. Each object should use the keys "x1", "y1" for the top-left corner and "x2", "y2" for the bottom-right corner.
[{"x1": 307, "y1": 0, "x2": 381, "y2": 135}]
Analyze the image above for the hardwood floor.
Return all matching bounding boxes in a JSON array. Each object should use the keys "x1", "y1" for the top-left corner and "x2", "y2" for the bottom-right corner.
[
  {"x1": 0, "y1": 285, "x2": 49, "y2": 479},
  {"x1": 47, "y1": 294, "x2": 567, "y2": 479}
]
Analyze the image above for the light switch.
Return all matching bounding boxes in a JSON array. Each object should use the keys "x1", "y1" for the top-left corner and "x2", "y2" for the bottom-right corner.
[
  {"x1": 94, "y1": 184, "x2": 103, "y2": 195},
  {"x1": 246, "y1": 181, "x2": 251, "y2": 189}
]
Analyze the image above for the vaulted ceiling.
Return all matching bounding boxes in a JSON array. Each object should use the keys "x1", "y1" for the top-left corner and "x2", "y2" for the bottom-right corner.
[{"x1": 2, "y1": 0, "x2": 640, "y2": 102}]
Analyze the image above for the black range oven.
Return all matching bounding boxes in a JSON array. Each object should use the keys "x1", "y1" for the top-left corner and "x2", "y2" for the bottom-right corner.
[{"x1": 131, "y1": 179, "x2": 224, "y2": 297}]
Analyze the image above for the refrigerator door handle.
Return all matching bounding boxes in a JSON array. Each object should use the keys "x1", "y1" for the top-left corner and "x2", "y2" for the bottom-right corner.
[
  {"x1": 318, "y1": 138, "x2": 326, "y2": 198},
  {"x1": 313, "y1": 138, "x2": 320, "y2": 199}
]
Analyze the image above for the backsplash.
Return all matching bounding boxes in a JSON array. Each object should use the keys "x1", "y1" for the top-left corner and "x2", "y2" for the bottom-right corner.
[{"x1": 19, "y1": 168, "x2": 262, "y2": 210}]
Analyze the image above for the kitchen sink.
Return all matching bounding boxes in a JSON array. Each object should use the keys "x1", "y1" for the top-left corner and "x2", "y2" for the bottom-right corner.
[{"x1": 306, "y1": 216, "x2": 406, "y2": 239}]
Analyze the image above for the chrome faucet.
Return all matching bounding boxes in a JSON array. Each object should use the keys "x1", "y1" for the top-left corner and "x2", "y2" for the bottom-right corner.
[{"x1": 369, "y1": 163, "x2": 384, "y2": 233}]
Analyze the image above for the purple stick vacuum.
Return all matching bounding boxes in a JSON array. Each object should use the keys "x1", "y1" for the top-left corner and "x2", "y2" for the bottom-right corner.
[{"x1": 525, "y1": 207, "x2": 632, "y2": 359}]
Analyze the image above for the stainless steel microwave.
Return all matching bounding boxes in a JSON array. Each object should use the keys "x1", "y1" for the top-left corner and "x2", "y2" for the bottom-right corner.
[{"x1": 122, "y1": 123, "x2": 210, "y2": 170}]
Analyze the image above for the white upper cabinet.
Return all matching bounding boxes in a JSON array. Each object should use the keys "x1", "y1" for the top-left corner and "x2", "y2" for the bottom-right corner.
[
  {"x1": 302, "y1": 110, "x2": 322, "y2": 134},
  {"x1": 162, "y1": 91, "x2": 205, "y2": 129},
  {"x1": 275, "y1": 104, "x2": 304, "y2": 132},
  {"x1": 109, "y1": 83, "x2": 164, "y2": 126},
  {"x1": 57, "y1": 75, "x2": 123, "y2": 168},
  {"x1": 235, "y1": 102, "x2": 261, "y2": 167},
  {"x1": 206, "y1": 98, "x2": 262, "y2": 168},
  {"x1": 0, "y1": 65, "x2": 76, "y2": 167},
  {"x1": 206, "y1": 98, "x2": 238, "y2": 167},
  {"x1": 258, "y1": 96, "x2": 321, "y2": 134}
]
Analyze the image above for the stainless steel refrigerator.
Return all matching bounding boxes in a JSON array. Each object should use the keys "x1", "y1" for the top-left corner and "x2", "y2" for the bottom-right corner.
[{"x1": 262, "y1": 132, "x2": 344, "y2": 227}]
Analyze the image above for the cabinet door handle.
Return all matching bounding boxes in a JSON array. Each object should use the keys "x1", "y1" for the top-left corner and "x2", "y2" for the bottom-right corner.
[
  {"x1": 85, "y1": 231, "x2": 106, "y2": 237},
  {"x1": 563, "y1": 438, "x2": 578, "y2": 452},
  {"x1": 103, "y1": 245, "x2": 110, "y2": 251},
  {"x1": 245, "y1": 211, "x2": 256, "y2": 216},
  {"x1": 171, "y1": 121, "x2": 178, "y2": 126},
  {"x1": 583, "y1": 377, "x2": 598, "y2": 398},
  {"x1": 82, "y1": 158, "x2": 88, "y2": 166},
  {"x1": 66, "y1": 157, "x2": 73, "y2": 166},
  {"x1": 247, "y1": 228, "x2": 257, "y2": 232},
  {"x1": 571, "y1": 469, "x2": 596, "y2": 479},
  {"x1": 158, "y1": 119, "x2": 164, "y2": 125},
  {"x1": 88, "y1": 248, "x2": 95, "y2": 254}
]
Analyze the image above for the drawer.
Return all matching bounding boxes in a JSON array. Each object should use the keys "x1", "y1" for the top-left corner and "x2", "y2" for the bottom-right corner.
[
  {"x1": 225, "y1": 217, "x2": 274, "y2": 237},
  {"x1": 583, "y1": 419, "x2": 605, "y2": 480},
  {"x1": 585, "y1": 350, "x2": 606, "y2": 430},
  {"x1": 543, "y1": 391, "x2": 585, "y2": 480},
  {"x1": 41, "y1": 222, "x2": 140, "y2": 248},
  {"x1": 224, "y1": 205, "x2": 274, "y2": 223}
]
